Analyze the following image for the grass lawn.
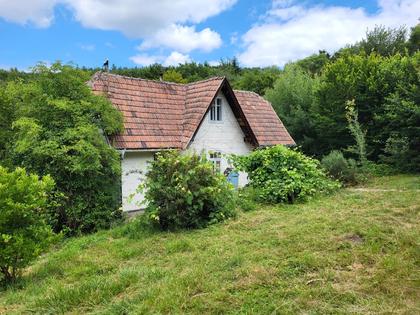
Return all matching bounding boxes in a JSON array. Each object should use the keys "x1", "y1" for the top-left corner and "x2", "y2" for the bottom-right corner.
[{"x1": 0, "y1": 175, "x2": 419, "y2": 314}]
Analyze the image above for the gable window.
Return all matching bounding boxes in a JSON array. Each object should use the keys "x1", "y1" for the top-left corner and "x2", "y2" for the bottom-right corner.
[
  {"x1": 209, "y1": 151, "x2": 222, "y2": 173},
  {"x1": 210, "y1": 97, "x2": 222, "y2": 121}
]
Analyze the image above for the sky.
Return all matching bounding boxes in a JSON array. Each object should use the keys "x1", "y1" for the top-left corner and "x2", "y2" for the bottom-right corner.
[{"x1": 0, "y1": 0, "x2": 419, "y2": 70}]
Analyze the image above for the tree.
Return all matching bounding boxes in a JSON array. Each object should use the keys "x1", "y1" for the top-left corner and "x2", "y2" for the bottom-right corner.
[
  {"x1": 407, "y1": 24, "x2": 420, "y2": 54},
  {"x1": 0, "y1": 167, "x2": 57, "y2": 284},
  {"x1": 337, "y1": 25, "x2": 408, "y2": 57},
  {"x1": 265, "y1": 64, "x2": 320, "y2": 154},
  {"x1": 162, "y1": 69, "x2": 187, "y2": 83},
  {"x1": 0, "y1": 63, "x2": 124, "y2": 234},
  {"x1": 234, "y1": 67, "x2": 280, "y2": 95},
  {"x1": 345, "y1": 100, "x2": 367, "y2": 165},
  {"x1": 376, "y1": 78, "x2": 420, "y2": 172},
  {"x1": 296, "y1": 51, "x2": 330, "y2": 75}
]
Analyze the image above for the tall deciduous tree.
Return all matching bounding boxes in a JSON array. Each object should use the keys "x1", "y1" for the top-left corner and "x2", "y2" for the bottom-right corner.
[
  {"x1": 336, "y1": 25, "x2": 408, "y2": 57},
  {"x1": 265, "y1": 64, "x2": 319, "y2": 154},
  {"x1": 407, "y1": 24, "x2": 420, "y2": 54},
  {"x1": 0, "y1": 63, "x2": 124, "y2": 234}
]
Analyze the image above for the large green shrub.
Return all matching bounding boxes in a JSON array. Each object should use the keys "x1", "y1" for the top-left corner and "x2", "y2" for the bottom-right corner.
[
  {"x1": 321, "y1": 150, "x2": 360, "y2": 185},
  {"x1": 141, "y1": 151, "x2": 236, "y2": 230},
  {"x1": 0, "y1": 63, "x2": 124, "y2": 234},
  {"x1": 0, "y1": 167, "x2": 57, "y2": 284},
  {"x1": 232, "y1": 145, "x2": 340, "y2": 203}
]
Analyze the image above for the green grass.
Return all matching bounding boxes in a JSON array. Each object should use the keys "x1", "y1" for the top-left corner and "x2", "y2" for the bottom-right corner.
[
  {"x1": 362, "y1": 174, "x2": 420, "y2": 190},
  {"x1": 1, "y1": 175, "x2": 419, "y2": 314}
]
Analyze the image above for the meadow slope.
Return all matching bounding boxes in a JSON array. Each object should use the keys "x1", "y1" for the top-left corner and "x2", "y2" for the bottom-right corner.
[{"x1": 0, "y1": 175, "x2": 419, "y2": 314}]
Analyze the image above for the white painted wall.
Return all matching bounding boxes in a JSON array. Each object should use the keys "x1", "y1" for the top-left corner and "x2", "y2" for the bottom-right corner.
[
  {"x1": 188, "y1": 91, "x2": 253, "y2": 187},
  {"x1": 121, "y1": 151, "x2": 154, "y2": 211}
]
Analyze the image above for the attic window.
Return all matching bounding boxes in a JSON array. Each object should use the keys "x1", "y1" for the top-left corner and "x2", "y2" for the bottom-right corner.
[{"x1": 210, "y1": 97, "x2": 222, "y2": 121}]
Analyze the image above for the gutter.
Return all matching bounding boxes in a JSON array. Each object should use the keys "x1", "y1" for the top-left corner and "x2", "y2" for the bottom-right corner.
[{"x1": 117, "y1": 148, "x2": 177, "y2": 159}]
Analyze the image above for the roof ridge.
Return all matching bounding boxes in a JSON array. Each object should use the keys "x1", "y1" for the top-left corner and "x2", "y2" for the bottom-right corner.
[
  {"x1": 233, "y1": 89, "x2": 261, "y2": 96},
  {"x1": 185, "y1": 76, "x2": 225, "y2": 86},
  {"x1": 95, "y1": 71, "x2": 186, "y2": 86},
  {"x1": 94, "y1": 71, "x2": 225, "y2": 87}
]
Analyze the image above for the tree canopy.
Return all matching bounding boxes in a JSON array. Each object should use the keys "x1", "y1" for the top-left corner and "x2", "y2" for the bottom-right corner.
[{"x1": 0, "y1": 63, "x2": 124, "y2": 234}]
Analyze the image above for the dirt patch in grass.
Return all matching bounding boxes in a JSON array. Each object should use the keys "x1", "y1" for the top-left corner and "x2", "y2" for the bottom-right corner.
[{"x1": 342, "y1": 234, "x2": 364, "y2": 243}]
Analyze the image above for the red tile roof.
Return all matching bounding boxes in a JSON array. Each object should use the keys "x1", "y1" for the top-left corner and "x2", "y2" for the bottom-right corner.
[
  {"x1": 234, "y1": 90, "x2": 295, "y2": 146},
  {"x1": 89, "y1": 72, "x2": 294, "y2": 149}
]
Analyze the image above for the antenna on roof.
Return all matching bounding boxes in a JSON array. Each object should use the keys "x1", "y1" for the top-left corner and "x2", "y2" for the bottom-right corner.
[{"x1": 103, "y1": 58, "x2": 109, "y2": 72}]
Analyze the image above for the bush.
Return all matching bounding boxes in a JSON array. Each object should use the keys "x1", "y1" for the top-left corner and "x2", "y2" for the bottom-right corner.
[
  {"x1": 321, "y1": 150, "x2": 360, "y2": 185},
  {"x1": 380, "y1": 133, "x2": 412, "y2": 171},
  {"x1": 0, "y1": 167, "x2": 57, "y2": 284},
  {"x1": 360, "y1": 161, "x2": 397, "y2": 177},
  {"x1": 141, "y1": 151, "x2": 236, "y2": 230},
  {"x1": 232, "y1": 145, "x2": 340, "y2": 203}
]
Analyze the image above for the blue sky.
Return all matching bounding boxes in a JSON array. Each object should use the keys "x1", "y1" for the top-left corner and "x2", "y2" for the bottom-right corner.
[{"x1": 0, "y1": 0, "x2": 418, "y2": 70}]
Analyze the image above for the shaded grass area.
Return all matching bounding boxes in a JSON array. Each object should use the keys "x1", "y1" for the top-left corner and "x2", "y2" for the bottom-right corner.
[
  {"x1": 0, "y1": 175, "x2": 419, "y2": 314},
  {"x1": 363, "y1": 174, "x2": 420, "y2": 190}
]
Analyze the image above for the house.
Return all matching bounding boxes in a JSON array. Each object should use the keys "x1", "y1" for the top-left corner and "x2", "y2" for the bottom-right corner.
[{"x1": 89, "y1": 72, "x2": 295, "y2": 212}]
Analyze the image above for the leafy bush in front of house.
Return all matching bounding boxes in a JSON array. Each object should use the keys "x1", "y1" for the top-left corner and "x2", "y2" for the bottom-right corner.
[
  {"x1": 232, "y1": 145, "x2": 340, "y2": 204},
  {"x1": 0, "y1": 63, "x2": 124, "y2": 235},
  {"x1": 142, "y1": 150, "x2": 236, "y2": 230},
  {"x1": 0, "y1": 167, "x2": 58, "y2": 284}
]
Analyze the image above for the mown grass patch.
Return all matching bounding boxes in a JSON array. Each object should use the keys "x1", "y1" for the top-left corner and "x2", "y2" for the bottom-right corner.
[{"x1": 0, "y1": 175, "x2": 419, "y2": 314}]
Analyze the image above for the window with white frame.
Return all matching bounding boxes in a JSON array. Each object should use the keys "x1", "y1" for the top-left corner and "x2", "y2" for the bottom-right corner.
[
  {"x1": 209, "y1": 151, "x2": 222, "y2": 173},
  {"x1": 210, "y1": 97, "x2": 222, "y2": 121}
]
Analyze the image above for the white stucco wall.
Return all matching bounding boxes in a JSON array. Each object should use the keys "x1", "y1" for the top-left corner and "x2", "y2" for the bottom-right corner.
[
  {"x1": 121, "y1": 151, "x2": 154, "y2": 212},
  {"x1": 188, "y1": 91, "x2": 253, "y2": 187}
]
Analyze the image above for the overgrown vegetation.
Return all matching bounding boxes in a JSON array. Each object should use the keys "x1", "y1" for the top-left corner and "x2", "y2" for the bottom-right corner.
[
  {"x1": 0, "y1": 24, "x2": 417, "y2": 243},
  {"x1": 141, "y1": 151, "x2": 236, "y2": 230},
  {"x1": 0, "y1": 167, "x2": 57, "y2": 284},
  {"x1": 267, "y1": 26, "x2": 420, "y2": 171},
  {"x1": 0, "y1": 175, "x2": 418, "y2": 314},
  {"x1": 0, "y1": 63, "x2": 124, "y2": 235},
  {"x1": 232, "y1": 145, "x2": 340, "y2": 203}
]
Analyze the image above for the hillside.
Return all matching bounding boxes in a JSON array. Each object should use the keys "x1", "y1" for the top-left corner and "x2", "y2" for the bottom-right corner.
[{"x1": 1, "y1": 175, "x2": 419, "y2": 314}]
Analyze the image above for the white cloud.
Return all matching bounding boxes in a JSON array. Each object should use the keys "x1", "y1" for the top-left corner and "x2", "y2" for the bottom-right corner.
[
  {"x1": 0, "y1": 0, "x2": 235, "y2": 53},
  {"x1": 0, "y1": 0, "x2": 236, "y2": 33},
  {"x1": 230, "y1": 32, "x2": 239, "y2": 44},
  {"x1": 163, "y1": 52, "x2": 191, "y2": 66},
  {"x1": 238, "y1": 0, "x2": 420, "y2": 67},
  {"x1": 0, "y1": 0, "x2": 57, "y2": 27},
  {"x1": 208, "y1": 60, "x2": 221, "y2": 66},
  {"x1": 139, "y1": 24, "x2": 222, "y2": 53},
  {"x1": 67, "y1": 0, "x2": 236, "y2": 38},
  {"x1": 79, "y1": 44, "x2": 95, "y2": 51},
  {"x1": 130, "y1": 51, "x2": 190, "y2": 67},
  {"x1": 129, "y1": 54, "x2": 161, "y2": 67}
]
